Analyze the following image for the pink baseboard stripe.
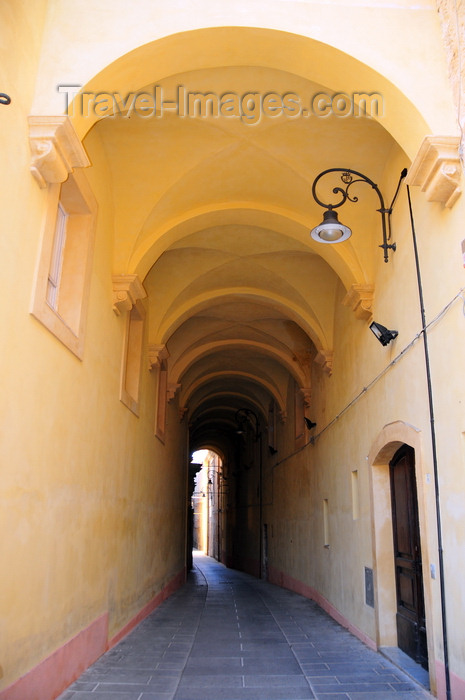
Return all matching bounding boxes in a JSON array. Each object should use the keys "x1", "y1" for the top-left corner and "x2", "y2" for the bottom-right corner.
[
  {"x1": 435, "y1": 660, "x2": 465, "y2": 700},
  {"x1": 268, "y1": 565, "x2": 377, "y2": 651},
  {"x1": 0, "y1": 613, "x2": 108, "y2": 700},
  {"x1": 108, "y1": 568, "x2": 186, "y2": 649},
  {"x1": 0, "y1": 567, "x2": 186, "y2": 700}
]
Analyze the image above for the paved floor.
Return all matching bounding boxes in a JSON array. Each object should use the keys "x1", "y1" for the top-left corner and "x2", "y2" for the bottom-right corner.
[{"x1": 58, "y1": 552, "x2": 433, "y2": 700}]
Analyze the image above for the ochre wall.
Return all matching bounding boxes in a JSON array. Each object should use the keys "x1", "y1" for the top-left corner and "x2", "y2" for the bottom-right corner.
[
  {"x1": 263, "y1": 139, "x2": 465, "y2": 694},
  {"x1": 1, "y1": 2, "x2": 465, "y2": 698},
  {"x1": 0, "y1": 3, "x2": 188, "y2": 692}
]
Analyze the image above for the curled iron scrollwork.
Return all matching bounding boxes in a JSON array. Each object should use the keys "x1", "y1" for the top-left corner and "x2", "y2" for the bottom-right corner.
[{"x1": 310, "y1": 167, "x2": 406, "y2": 262}]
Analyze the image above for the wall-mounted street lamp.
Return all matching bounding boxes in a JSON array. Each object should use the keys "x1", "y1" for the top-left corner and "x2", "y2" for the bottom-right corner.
[
  {"x1": 235, "y1": 408, "x2": 260, "y2": 440},
  {"x1": 310, "y1": 168, "x2": 407, "y2": 262},
  {"x1": 369, "y1": 321, "x2": 398, "y2": 346}
]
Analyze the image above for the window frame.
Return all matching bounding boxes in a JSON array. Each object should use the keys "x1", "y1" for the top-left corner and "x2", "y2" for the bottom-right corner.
[
  {"x1": 119, "y1": 299, "x2": 146, "y2": 416},
  {"x1": 30, "y1": 169, "x2": 97, "y2": 359}
]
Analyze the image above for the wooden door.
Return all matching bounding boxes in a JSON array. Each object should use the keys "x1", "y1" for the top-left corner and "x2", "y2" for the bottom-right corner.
[{"x1": 390, "y1": 446, "x2": 428, "y2": 669}]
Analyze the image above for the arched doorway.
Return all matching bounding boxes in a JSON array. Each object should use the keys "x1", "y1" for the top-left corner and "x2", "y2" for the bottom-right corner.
[
  {"x1": 191, "y1": 449, "x2": 224, "y2": 561},
  {"x1": 369, "y1": 422, "x2": 434, "y2": 689}
]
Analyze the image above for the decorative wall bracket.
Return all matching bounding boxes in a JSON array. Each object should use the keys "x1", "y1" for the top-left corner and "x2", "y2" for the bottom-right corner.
[
  {"x1": 167, "y1": 383, "x2": 181, "y2": 403},
  {"x1": 112, "y1": 274, "x2": 146, "y2": 315},
  {"x1": 343, "y1": 284, "x2": 374, "y2": 321},
  {"x1": 148, "y1": 344, "x2": 169, "y2": 370},
  {"x1": 300, "y1": 387, "x2": 312, "y2": 408},
  {"x1": 405, "y1": 135, "x2": 462, "y2": 207},
  {"x1": 29, "y1": 116, "x2": 90, "y2": 188},
  {"x1": 314, "y1": 350, "x2": 333, "y2": 376}
]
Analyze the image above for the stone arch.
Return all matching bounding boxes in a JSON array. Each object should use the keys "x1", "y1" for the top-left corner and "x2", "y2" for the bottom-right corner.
[
  {"x1": 156, "y1": 289, "x2": 329, "y2": 353},
  {"x1": 180, "y1": 371, "x2": 286, "y2": 418},
  {"x1": 132, "y1": 205, "x2": 364, "y2": 291},
  {"x1": 51, "y1": 25, "x2": 442, "y2": 307},
  {"x1": 68, "y1": 27, "x2": 432, "y2": 158},
  {"x1": 170, "y1": 339, "x2": 309, "y2": 388},
  {"x1": 188, "y1": 391, "x2": 266, "y2": 422},
  {"x1": 191, "y1": 444, "x2": 226, "y2": 464},
  {"x1": 67, "y1": 26, "x2": 434, "y2": 291}
]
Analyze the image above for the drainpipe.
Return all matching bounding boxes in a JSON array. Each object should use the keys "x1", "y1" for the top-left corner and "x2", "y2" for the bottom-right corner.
[
  {"x1": 258, "y1": 430, "x2": 263, "y2": 578},
  {"x1": 406, "y1": 183, "x2": 451, "y2": 700}
]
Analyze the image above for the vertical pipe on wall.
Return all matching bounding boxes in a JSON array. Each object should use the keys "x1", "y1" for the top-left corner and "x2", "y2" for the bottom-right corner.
[
  {"x1": 406, "y1": 184, "x2": 451, "y2": 700},
  {"x1": 258, "y1": 429, "x2": 263, "y2": 578}
]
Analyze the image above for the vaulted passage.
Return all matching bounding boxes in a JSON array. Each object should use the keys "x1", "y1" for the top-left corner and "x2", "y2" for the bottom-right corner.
[
  {"x1": 78, "y1": 28, "x2": 416, "y2": 591},
  {"x1": 3, "y1": 5, "x2": 465, "y2": 700}
]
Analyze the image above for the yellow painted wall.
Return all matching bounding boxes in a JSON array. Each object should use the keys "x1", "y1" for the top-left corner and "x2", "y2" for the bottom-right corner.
[
  {"x1": 0, "y1": 4, "x2": 188, "y2": 689},
  {"x1": 265, "y1": 140, "x2": 465, "y2": 690},
  {"x1": 2, "y1": 1, "x2": 465, "y2": 696}
]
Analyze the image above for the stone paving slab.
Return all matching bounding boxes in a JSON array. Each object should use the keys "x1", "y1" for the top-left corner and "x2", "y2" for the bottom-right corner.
[
  {"x1": 173, "y1": 688, "x2": 315, "y2": 700},
  {"x1": 58, "y1": 553, "x2": 433, "y2": 700}
]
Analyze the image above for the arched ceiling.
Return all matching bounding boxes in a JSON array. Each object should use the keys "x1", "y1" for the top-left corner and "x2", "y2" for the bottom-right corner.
[{"x1": 82, "y1": 29, "x2": 419, "y2": 454}]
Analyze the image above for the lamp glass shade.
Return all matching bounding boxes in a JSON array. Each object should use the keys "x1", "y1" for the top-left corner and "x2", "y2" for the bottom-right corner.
[
  {"x1": 310, "y1": 209, "x2": 352, "y2": 243},
  {"x1": 369, "y1": 321, "x2": 398, "y2": 346},
  {"x1": 369, "y1": 321, "x2": 383, "y2": 340}
]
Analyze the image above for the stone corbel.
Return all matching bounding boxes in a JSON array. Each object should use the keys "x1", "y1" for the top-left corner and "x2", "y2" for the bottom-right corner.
[
  {"x1": 343, "y1": 284, "x2": 374, "y2": 321},
  {"x1": 314, "y1": 350, "x2": 333, "y2": 376},
  {"x1": 278, "y1": 409, "x2": 287, "y2": 424},
  {"x1": 300, "y1": 387, "x2": 312, "y2": 408},
  {"x1": 29, "y1": 116, "x2": 90, "y2": 188},
  {"x1": 179, "y1": 406, "x2": 188, "y2": 421},
  {"x1": 112, "y1": 274, "x2": 147, "y2": 315},
  {"x1": 148, "y1": 344, "x2": 169, "y2": 371},
  {"x1": 405, "y1": 135, "x2": 462, "y2": 208},
  {"x1": 167, "y1": 383, "x2": 181, "y2": 403}
]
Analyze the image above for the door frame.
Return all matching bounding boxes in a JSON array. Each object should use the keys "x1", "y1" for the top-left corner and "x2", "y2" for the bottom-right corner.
[
  {"x1": 368, "y1": 422, "x2": 436, "y2": 690},
  {"x1": 390, "y1": 444, "x2": 428, "y2": 668}
]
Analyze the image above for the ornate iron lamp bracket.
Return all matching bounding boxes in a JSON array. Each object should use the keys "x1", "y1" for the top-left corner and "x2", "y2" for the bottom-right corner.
[{"x1": 311, "y1": 168, "x2": 405, "y2": 262}]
